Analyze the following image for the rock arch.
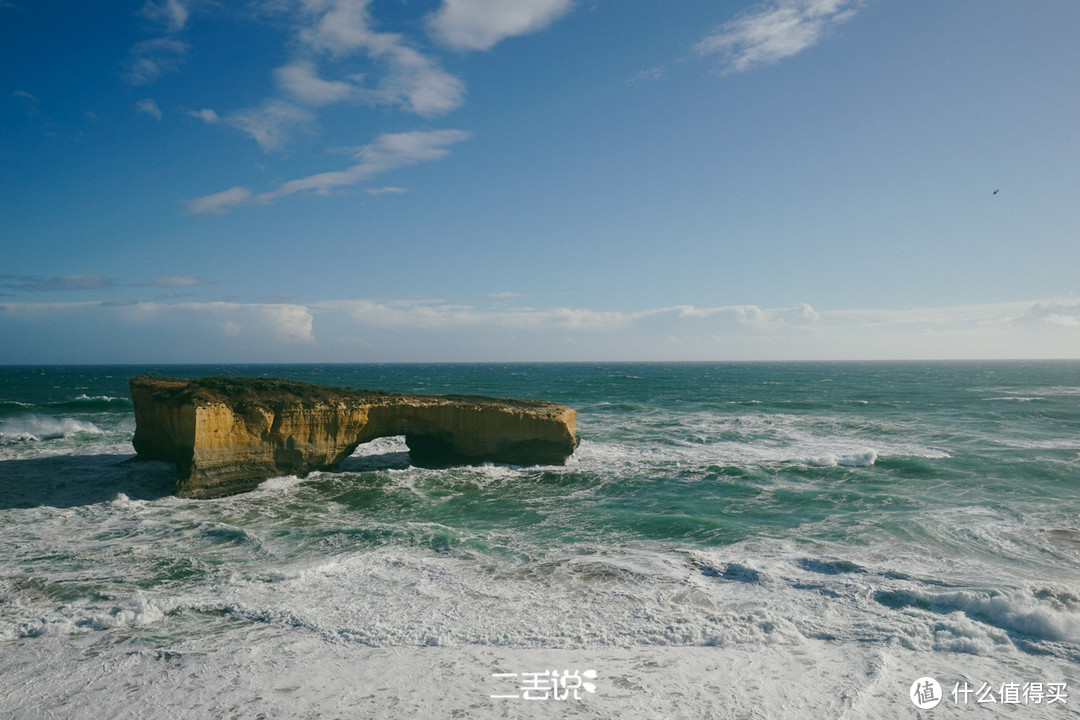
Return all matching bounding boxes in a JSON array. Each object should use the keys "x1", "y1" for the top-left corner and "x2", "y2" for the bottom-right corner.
[{"x1": 130, "y1": 376, "x2": 579, "y2": 498}]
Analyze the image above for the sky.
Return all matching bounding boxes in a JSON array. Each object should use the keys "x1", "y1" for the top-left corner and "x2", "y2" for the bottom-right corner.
[{"x1": 2, "y1": 0, "x2": 1079, "y2": 363}]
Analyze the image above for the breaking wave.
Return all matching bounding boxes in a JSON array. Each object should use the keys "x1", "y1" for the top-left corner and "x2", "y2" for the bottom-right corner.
[
  {"x1": 55, "y1": 394, "x2": 132, "y2": 410},
  {"x1": 0, "y1": 416, "x2": 104, "y2": 443}
]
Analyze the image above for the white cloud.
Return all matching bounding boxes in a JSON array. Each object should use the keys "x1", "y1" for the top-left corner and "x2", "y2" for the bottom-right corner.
[
  {"x1": 327, "y1": 298, "x2": 633, "y2": 332},
  {"x1": 214, "y1": 1, "x2": 465, "y2": 155},
  {"x1": 298, "y1": 0, "x2": 465, "y2": 116},
  {"x1": 187, "y1": 186, "x2": 253, "y2": 215},
  {"x1": 1023, "y1": 301, "x2": 1080, "y2": 329},
  {"x1": 4, "y1": 297, "x2": 1080, "y2": 363},
  {"x1": 138, "y1": 0, "x2": 189, "y2": 33},
  {"x1": 694, "y1": 0, "x2": 861, "y2": 73},
  {"x1": 189, "y1": 129, "x2": 469, "y2": 213},
  {"x1": 1044, "y1": 314, "x2": 1080, "y2": 328},
  {"x1": 176, "y1": 0, "x2": 471, "y2": 207},
  {"x1": 127, "y1": 36, "x2": 188, "y2": 85},
  {"x1": 136, "y1": 98, "x2": 163, "y2": 120},
  {"x1": 157, "y1": 301, "x2": 315, "y2": 344},
  {"x1": 669, "y1": 302, "x2": 820, "y2": 325},
  {"x1": 248, "y1": 302, "x2": 315, "y2": 343},
  {"x1": 148, "y1": 275, "x2": 201, "y2": 287},
  {"x1": 188, "y1": 108, "x2": 219, "y2": 123},
  {"x1": 0, "y1": 274, "x2": 115, "y2": 292},
  {"x1": 354, "y1": 129, "x2": 470, "y2": 172},
  {"x1": 224, "y1": 99, "x2": 315, "y2": 152},
  {"x1": 829, "y1": 300, "x2": 1030, "y2": 327},
  {"x1": 275, "y1": 59, "x2": 356, "y2": 105},
  {"x1": 127, "y1": 1, "x2": 192, "y2": 85},
  {"x1": 429, "y1": 0, "x2": 574, "y2": 51},
  {"x1": 259, "y1": 128, "x2": 469, "y2": 200},
  {"x1": 627, "y1": 66, "x2": 665, "y2": 84},
  {"x1": 374, "y1": 44, "x2": 466, "y2": 116},
  {"x1": 0, "y1": 300, "x2": 313, "y2": 345},
  {"x1": 13, "y1": 89, "x2": 40, "y2": 117},
  {"x1": 300, "y1": 0, "x2": 382, "y2": 56},
  {"x1": 319, "y1": 299, "x2": 823, "y2": 336},
  {"x1": 315, "y1": 297, "x2": 1080, "y2": 360},
  {"x1": 0, "y1": 299, "x2": 314, "y2": 367}
]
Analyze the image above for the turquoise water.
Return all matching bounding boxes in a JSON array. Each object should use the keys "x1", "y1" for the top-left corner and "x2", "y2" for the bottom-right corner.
[{"x1": 1, "y1": 362, "x2": 1079, "y2": 716}]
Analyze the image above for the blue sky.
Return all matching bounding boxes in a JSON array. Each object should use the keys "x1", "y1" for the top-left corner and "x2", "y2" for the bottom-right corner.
[{"x1": 2, "y1": 0, "x2": 1079, "y2": 363}]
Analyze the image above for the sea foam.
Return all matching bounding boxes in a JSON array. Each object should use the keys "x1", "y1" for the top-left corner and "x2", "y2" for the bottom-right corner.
[
  {"x1": 3, "y1": 362, "x2": 1079, "y2": 719},
  {"x1": 0, "y1": 416, "x2": 103, "y2": 443}
]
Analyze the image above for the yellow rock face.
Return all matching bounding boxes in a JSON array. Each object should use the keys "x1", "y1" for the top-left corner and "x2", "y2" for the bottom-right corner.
[{"x1": 130, "y1": 376, "x2": 579, "y2": 498}]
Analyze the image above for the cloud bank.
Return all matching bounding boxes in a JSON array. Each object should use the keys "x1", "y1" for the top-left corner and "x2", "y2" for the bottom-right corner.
[{"x1": 3, "y1": 295, "x2": 1078, "y2": 363}]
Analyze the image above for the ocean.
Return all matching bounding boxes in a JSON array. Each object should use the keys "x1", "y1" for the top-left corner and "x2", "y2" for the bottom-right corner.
[{"x1": 1, "y1": 362, "x2": 1078, "y2": 718}]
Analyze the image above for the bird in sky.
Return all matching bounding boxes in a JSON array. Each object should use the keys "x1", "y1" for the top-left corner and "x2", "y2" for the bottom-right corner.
[{"x1": 994, "y1": 189, "x2": 999, "y2": 195}]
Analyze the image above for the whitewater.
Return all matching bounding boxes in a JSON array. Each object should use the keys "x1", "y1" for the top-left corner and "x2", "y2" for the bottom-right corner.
[{"x1": 1, "y1": 362, "x2": 1078, "y2": 718}]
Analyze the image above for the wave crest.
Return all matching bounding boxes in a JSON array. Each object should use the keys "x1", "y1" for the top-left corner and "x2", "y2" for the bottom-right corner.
[
  {"x1": 803, "y1": 450, "x2": 877, "y2": 468},
  {"x1": 0, "y1": 416, "x2": 104, "y2": 443}
]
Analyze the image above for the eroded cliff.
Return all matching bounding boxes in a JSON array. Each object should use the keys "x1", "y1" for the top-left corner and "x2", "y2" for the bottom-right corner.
[{"x1": 129, "y1": 376, "x2": 579, "y2": 498}]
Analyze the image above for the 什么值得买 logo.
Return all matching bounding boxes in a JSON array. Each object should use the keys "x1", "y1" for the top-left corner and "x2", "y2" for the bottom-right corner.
[{"x1": 910, "y1": 677, "x2": 942, "y2": 709}]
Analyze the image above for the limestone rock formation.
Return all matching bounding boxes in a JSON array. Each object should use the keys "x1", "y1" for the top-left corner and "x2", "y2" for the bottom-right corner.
[{"x1": 129, "y1": 376, "x2": 579, "y2": 499}]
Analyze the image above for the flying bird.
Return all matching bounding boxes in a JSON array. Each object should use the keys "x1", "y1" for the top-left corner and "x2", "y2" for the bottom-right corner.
[{"x1": 993, "y1": 189, "x2": 999, "y2": 195}]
